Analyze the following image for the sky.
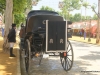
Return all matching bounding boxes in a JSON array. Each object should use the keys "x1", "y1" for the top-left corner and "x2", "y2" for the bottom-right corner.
[{"x1": 32, "y1": 0, "x2": 98, "y2": 17}]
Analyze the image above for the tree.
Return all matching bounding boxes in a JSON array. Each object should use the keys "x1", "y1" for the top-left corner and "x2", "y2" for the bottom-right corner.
[
  {"x1": 73, "y1": 13, "x2": 81, "y2": 22},
  {"x1": 0, "y1": 0, "x2": 33, "y2": 26},
  {"x1": 4, "y1": 0, "x2": 13, "y2": 38},
  {"x1": 14, "y1": 13, "x2": 25, "y2": 27},
  {"x1": 81, "y1": 0, "x2": 100, "y2": 43},
  {"x1": 40, "y1": 6, "x2": 55, "y2": 11},
  {"x1": 3, "y1": 0, "x2": 33, "y2": 43},
  {"x1": 3, "y1": 0, "x2": 41, "y2": 35},
  {"x1": 69, "y1": 14, "x2": 74, "y2": 22},
  {"x1": 57, "y1": 11, "x2": 63, "y2": 17},
  {"x1": 69, "y1": 13, "x2": 86, "y2": 22},
  {"x1": 0, "y1": 1, "x2": 5, "y2": 14},
  {"x1": 82, "y1": 1, "x2": 89, "y2": 20},
  {"x1": 96, "y1": 0, "x2": 100, "y2": 43},
  {"x1": 92, "y1": 14, "x2": 98, "y2": 20},
  {"x1": 81, "y1": 16, "x2": 86, "y2": 21},
  {"x1": 86, "y1": 16, "x2": 91, "y2": 20},
  {"x1": 61, "y1": 0, "x2": 81, "y2": 20}
]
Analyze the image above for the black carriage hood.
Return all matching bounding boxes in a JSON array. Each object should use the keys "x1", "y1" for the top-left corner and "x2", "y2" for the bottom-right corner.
[
  {"x1": 27, "y1": 10, "x2": 59, "y2": 18},
  {"x1": 26, "y1": 10, "x2": 64, "y2": 33}
]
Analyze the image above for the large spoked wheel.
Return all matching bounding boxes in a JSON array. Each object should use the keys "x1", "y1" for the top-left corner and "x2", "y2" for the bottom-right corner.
[
  {"x1": 25, "y1": 39, "x2": 31, "y2": 74},
  {"x1": 60, "y1": 40, "x2": 73, "y2": 71}
]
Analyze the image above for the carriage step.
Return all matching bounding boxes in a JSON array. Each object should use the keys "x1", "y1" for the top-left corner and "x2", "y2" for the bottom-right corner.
[{"x1": 43, "y1": 54, "x2": 49, "y2": 58}]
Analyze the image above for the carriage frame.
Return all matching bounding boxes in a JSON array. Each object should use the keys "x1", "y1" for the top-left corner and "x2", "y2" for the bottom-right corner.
[{"x1": 19, "y1": 10, "x2": 74, "y2": 74}]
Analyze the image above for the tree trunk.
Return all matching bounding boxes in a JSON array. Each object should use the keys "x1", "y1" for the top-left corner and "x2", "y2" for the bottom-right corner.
[
  {"x1": 4, "y1": 0, "x2": 13, "y2": 39},
  {"x1": 96, "y1": 19, "x2": 100, "y2": 43},
  {"x1": 96, "y1": 0, "x2": 100, "y2": 43}
]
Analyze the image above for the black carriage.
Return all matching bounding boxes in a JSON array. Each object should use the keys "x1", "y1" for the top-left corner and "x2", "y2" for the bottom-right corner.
[{"x1": 20, "y1": 10, "x2": 73, "y2": 74}]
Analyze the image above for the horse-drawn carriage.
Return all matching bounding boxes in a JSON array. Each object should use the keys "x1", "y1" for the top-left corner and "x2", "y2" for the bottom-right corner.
[{"x1": 20, "y1": 10, "x2": 73, "y2": 74}]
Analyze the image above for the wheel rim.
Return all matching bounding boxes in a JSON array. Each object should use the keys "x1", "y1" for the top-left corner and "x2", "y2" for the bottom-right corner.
[
  {"x1": 60, "y1": 40, "x2": 73, "y2": 71},
  {"x1": 25, "y1": 39, "x2": 31, "y2": 73},
  {"x1": 25, "y1": 41, "x2": 29, "y2": 72}
]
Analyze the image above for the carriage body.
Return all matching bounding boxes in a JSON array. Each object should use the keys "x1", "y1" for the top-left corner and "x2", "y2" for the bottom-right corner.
[
  {"x1": 25, "y1": 10, "x2": 72, "y2": 52},
  {"x1": 22, "y1": 10, "x2": 73, "y2": 73}
]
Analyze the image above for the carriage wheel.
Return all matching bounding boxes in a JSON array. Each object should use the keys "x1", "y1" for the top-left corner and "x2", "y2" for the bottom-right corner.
[
  {"x1": 60, "y1": 40, "x2": 73, "y2": 71},
  {"x1": 25, "y1": 39, "x2": 31, "y2": 74},
  {"x1": 39, "y1": 52, "x2": 43, "y2": 65},
  {"x1": 19, "y1": 43, "x2": 22, "y2": 58}
]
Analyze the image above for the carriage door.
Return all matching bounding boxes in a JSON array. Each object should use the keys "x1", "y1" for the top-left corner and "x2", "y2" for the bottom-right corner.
[{"x1": 46, "y1": 20, "x2": 67, "y2": 52}]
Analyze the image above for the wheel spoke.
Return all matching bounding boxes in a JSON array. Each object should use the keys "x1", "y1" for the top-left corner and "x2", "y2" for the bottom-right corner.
[
  {"x1": 66, "y1": 57, "x2": 71, "y2": 68},
  {"x1": 64, "y1": 58, "x2": 67, "y2": 69},
  {"x1": 67, "y1": 56, "x2": 72, "y2": 63},
  {"x1": 65, "y1": 58, "x2": 67, "y2": 70},
  {"x1": 67, "y1": 48, "x2": 71, "y2": 53},
  {"x1": 67, "y1": 42, "x2": 69, "y2": 49}
]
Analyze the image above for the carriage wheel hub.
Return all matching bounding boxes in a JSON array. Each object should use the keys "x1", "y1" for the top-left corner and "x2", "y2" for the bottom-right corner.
[{"x1": 64, "y1": 52, "x2": 67, "y2": 57}]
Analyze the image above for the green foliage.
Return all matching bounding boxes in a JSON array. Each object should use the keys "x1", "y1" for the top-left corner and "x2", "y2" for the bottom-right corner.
[
  {"x1": 61, "y1": 0, "x2": 81, "y2": 20},
  {"x1": 13, "y1": 0, "x2": 28, "y2": 14},
  {"x1": 26, "y1": 0, "x2": 32, "y2": 9},
  {"x1": 69, "y1": 13, "x2": 91, "y2": 22},
  {"x1": 69, "y1": 13, "x2": 81, "y2": 22},
  {"x1": 86, "y1": 16, "x2": 91, "y2": 20},
  {"x1": 73, "y1": 13, "x2": 81, "y2": 22},
  {"x1": 81, "y1": 16, "x2": 85, "y2": 21},
  {"x1": 62, "y1": 0, "x2": 81, "y2": 11},
  {"x1": 0, "y1": 0, "x2": 33, "y2": 27},
  {"x1": 57, "y1": 11, "x2": 63, "y2": 17},
  {"x1": 82, "y1": 1, "x2": 89, "y2": 8},
  {"x1": 14, "y1": 13, "x2": 25, "y2": 27},
  {"x1": 81, "y1": 0, "x2": 98, "y2": 18},
  {"x1": 91, "y1": 3, "x2": 97, "y2": 9},
  {"x1": 69, "y1": 14, "x2": 74, "y2": 22},
  {"x1": 0, "y1": 0, "x2": 31, "y2": 14},
  {"x1": 40, "y1": 6, "x2": 55, "y2": 11},
  {"x1": 0, "y1": 0, "x2": 5, "y2": 13},
  {"x1": 92, "y1": 14, "x2": 98, "y2": 20}
]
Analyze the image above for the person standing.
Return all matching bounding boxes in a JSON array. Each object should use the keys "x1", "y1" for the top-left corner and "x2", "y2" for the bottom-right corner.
[
  {"x1": 19, "y1": 23, "x2": 25, "y2": 39},
  {"x1": 7, "y1": 23, "x2": 16, "y2": 57},
  {"x1": 1, "y1": 27, "x2": 4, "y2": 37},
  {"x1": 79, "y1": 30, "x2": 82, "y2": 38},
  {"x1": 19, "y1": 23, "x2": 25, "y2": 49},
  {"x1": 83, "y1": 29, "x2": 86, "y2": 40}
]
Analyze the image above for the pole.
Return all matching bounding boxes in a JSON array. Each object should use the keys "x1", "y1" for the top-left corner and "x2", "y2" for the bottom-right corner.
[{"x1": 88, "y1": 18, "x2": 91, "y2": 42}]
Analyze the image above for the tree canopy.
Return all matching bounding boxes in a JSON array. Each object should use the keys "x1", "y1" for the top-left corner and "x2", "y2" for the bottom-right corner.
[
  {"x1": 0, "y1": 0, "x2": 5, "y2": 13},
  {"x1": 0, "y1": 0, "x2": 32, "y2": 13},
  {"x1": 40, "y1": 6, "x2": 55, "y2": 11},
  {"x1": 0, "y1": 0, "x2": 32, "y2": 26},
  {"x1": 61, "y1": 0, "x2": 81, "y2": 20}
]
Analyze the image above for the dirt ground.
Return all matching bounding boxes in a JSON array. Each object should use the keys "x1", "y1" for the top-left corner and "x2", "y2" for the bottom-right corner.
[{"x1": 0, "y1": 35, "x2": 19, "y2": 75}]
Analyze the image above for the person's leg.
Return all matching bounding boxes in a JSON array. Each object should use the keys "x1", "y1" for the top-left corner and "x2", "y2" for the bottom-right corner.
[{"x1": 10, "y1": 42, "x2": 16, "y2": 57}]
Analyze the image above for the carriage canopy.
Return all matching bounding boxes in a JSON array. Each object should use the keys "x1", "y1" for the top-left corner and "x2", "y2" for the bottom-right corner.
[{"x1": 26, "y1": 10, "x2": 64, "y2": 33}]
